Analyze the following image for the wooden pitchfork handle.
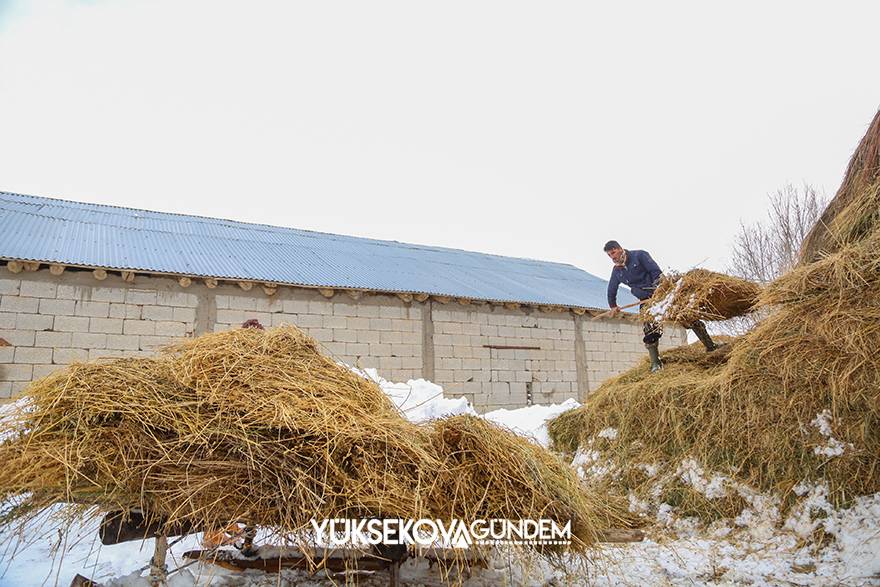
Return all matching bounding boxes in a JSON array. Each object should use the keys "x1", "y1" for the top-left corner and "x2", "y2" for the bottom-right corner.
[{"x1": 591, "y1": 299, "x2": 644, "y2": 321}]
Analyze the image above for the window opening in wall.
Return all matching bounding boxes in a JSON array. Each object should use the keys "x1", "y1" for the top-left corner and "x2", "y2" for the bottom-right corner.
[{"x1": 526, "y1": 381, "x2": 533, "y2": 406}]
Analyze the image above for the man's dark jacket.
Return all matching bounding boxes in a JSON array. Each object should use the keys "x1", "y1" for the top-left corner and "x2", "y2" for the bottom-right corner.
[{"x1": 607, "y1": 249, "x2": 663, "y2": 307}]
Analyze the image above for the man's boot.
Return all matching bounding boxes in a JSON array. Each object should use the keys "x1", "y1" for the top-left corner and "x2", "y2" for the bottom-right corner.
[
  {"x1": 646, "y1": 342, "x2": 663, "y2": 372},
  {"x1": 691, "y1": 321, "x2": 718, "y2": 352}
]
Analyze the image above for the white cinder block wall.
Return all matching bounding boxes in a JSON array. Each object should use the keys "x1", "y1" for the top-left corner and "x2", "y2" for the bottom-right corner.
[{"x1": 0, "y1": 268, "x2": 686, "y2": 408}]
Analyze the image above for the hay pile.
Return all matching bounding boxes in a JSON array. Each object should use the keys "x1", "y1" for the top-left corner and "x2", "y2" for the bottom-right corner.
[
  {"x1": 0, "y1": 326, "x2": 624, "y2": 558},
  {"x1": 549, "y1": 110, "x2": 880, "y2": 521},
  {"x1": 427, "y1": 415, "x2": 629, "y2": 549},
  {"x1": 641, "y1": 269, "x2": 760, "y2": 324}
]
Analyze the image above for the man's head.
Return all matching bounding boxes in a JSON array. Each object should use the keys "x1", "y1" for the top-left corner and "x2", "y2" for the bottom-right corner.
[{"x1": 603, "y1": 240, "x2": 626, "y2": 265}]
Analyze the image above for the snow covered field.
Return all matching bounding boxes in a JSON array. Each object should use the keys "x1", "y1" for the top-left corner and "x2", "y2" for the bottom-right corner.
[{"x1": 1, "y1": 374, "x2": 878, "y2": 586}]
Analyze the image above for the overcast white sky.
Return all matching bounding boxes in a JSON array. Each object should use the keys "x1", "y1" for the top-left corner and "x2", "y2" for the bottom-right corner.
[{"x1": 1, "y1": 0, "x2": 878, "y2": 280}]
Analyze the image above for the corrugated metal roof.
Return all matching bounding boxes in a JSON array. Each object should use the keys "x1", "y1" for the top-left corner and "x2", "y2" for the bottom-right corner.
[{"x1": 0, "y1": 191, "x2": 638, "y2": 310}]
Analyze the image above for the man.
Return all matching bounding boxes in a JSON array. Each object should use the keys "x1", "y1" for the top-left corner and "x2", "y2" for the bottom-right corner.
[{"x1": 604, "y1": 240, "x2": 718, "y2": 372}]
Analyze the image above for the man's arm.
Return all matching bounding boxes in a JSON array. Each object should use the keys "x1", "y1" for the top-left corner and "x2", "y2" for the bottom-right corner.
[
  {"x1": 641, "y1": 251, "x2": 663, "y2": 288},
  {"x1": 607, "y1": 271, "x2": 620, "y2": 308}
]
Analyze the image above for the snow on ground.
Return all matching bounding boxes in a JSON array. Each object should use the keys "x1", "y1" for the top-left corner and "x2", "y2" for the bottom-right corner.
[{"x1": 1, "y1": 375, "x2": 879, "y2": 586}]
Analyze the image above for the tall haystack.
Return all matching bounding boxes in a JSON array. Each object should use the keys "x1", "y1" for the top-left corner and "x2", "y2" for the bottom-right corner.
[
  {"x1": 0, "y1": 326, "x2": 625, "y2": 563},
  {"x1": 549, "y1": 110, "x2": 880, "y2": 520}
]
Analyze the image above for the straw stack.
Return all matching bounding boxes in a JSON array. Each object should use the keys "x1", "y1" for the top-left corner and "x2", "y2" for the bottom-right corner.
[
  {"x1": 0, "y1": 326, "x2": 626, "y2": 560},
  {"x1": 641, "y1": 269, "x2": 760, "y2": 324},
  {"x1": 549, "y1": 110, "x2": 880, "y2": 521}
]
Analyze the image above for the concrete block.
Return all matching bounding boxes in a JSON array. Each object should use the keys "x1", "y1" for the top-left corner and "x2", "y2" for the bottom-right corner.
[
  {"x1": 369, "y1": 318, "x2": 393, "y2": 331},
  {"x1": 16, "y1": 313, "x2": 54, "y2": 331},
  {"x1": 345, "y1": 343, "x2": 369, "y2": 356},
  {"x1": 438, "y1": 357, "x2": 461, "y2": 370},
  {"x1": 0, "y1": 329, "x2": 35, "y2": 346},
  {"x1": 293, "y1": 314, "x2": 323, "y2": 328},
  {"x1": 322, "y1": 341, "x2": 347, "y2": 356},
  {"x1": 173, "y1": 307, "x2": 197, "y2": 323},
  {"x1": 392, "y1": 319, "x2": 418, "y2": 333},
  {"x1": 0, "y1": 347, "x2": 13, "y2": 363},
  {"x1": 452, "y1": 345, "x2": 473, "y2": 359},
  {"x1": 432, "y1": 334, "x2": 452, "y2": 347},
  {"x1": 379, "y1": 356, "x2": 402, "y2": 371},
  {"x1": 433, "y1": 345, "x2": 453, "y2": 357},
  {"x1": 332, "y1": 329, "x2": 357, "y2": 343},
  {"x1": 33, "y1": 364, "x2": 60, "y2": 379},
  {"x1": 156, "y1": 291, "x2": 197, "y2": 307},
  {"x1": 378, "y1": 305, "x2": 404, "y2": 319},
  {"x1": 332, "y1": 303, "x2": 359, "y2": 317},
  {"x1": 307, "y1": 328, "x2": 332, "y2": 341},
  {"x1": 433, "y1": 369, "x2": 453, "y2": 382},
  {"x1": 19, "y1": 281, "x2": 57, "y2": 298},
  {"x1": 142, "y1": 305, "x2": 175, "y2": 321},
  {"x1": 39, "y1": 298, "x2": 76, "y2": 316},
  {"x1": 154, "y1": 321, "x2": 188, "y2": 337},
  {"x1": 72, "y1": 332, "x2": 107, "y2": 349},
  {"x1": 14, "y1": 347, "x2": 53, "y2": 364},
  {"x1": 451, "y1": 334, "x2": 471, "y2": 347},
  {"x1": 0, "y1": 381, "x2": 11, "y2": 398},
  {"x1": 270, "y1": 314, "x2": 294, "y2": 327},
  {"x1": 356, "y1": 330, "x2": 380, "y2": 344},
  {"x1": 0, "y1": 312, "x2": 14, "y2": 330},
  {"x1": 307, "y1": 300, "x2": 332, "y2": 315},
  {"x1": 56, "y1": 285, "x2": 89, "y2": 300},
  {"x1": 123, "y1": 320, "x2": 156, "y2": 335},
  {"x1": 401, "y1": 356, "x2": 421, "y2": 370},
  {"x1": 227, "y1": 296, "x2": 257, "y2": 311},
  {"x1": 53, "y1": 348, "x2": 89, "y2": 364},
  {"x1": 392, "y1": 343, "x2": 418, "y2": 357},
  {"x1": 254, "y1": 297, "x2": 283, "y2": 313},
  {"x1": 90, "y1": 317, "x2": 124, "y2": 334},
  {"x1": 347, "y1": 317, "x2": 370, "y2": 330},
  {"x1": 2, "y1": 363, "x2": 33, "y2": 381},
  {"x1": 479, "y1": 325, "x2": 498, "y2": 337},
  {"x1": 356, "y1": 305, "x2": 380, "y2": 318},
  {"x1": 1, "y1": 296, "x2": 39, "y2": 314},
  {"x1": 379, "y1": 330, "x2": 402, "y2": 344},
  {"x1": 369, "y1": 343, "x2": 392, "y2": 356},
  {"x1": 106, "y1": 334, "x2": 141, "y2": 350},
  {"x1": 35, "y1": 331, "x2": 73, "y2": 348},
  {"x1": 323, "y1": 315, "x2": 347, "y2": 329},
  {"x1": 75, "y1": 301, "x2": 110, "y2": 318},
  {"x1": 282, "y1": 300, "x2": 310, "y2": 314},
  {"x1": 461, "y1": 322, "x2": 481, "y2": 336},
  {"x1": 53, "y1": 316, "x2": 89, "y2": 332},
  {"x1": 0, "y1": 278, "x2": 21, "y2": 295},
  {"x1": 126, "y1": 289, "x2": 157, "y2": 306},
  {"x1": 118, "y1": 304, "x2": 142, "y2": 319},
  {"x1": 89, "y1": 287, "x2": 127, "y2": 303},
  {"x1": 216, "y1": 309, "x2": 247, "y2": 325}
]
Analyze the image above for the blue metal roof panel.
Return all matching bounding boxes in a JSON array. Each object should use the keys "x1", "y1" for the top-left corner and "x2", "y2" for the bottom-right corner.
[{"x1": 0, "y1": 191, "x2": 638, "y2": 310}]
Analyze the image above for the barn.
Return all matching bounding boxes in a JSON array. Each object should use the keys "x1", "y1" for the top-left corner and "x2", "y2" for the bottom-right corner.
[{"x1": 0, "y1": 191, "x2": 685, "y2": 409}]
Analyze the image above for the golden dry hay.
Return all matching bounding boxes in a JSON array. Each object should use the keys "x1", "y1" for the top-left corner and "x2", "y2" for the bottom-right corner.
[
  {"x1": 426, "y1": 415, "x2": 634, "y2": 553},
  {"x1": 549, "y1": 112, "x2": 880, "y2": 521},
  {"x1": 641, "y1": 269, "x2": 761, "y2": 324},
  {"x1": 0, "y1": 326, "x2": 624, "y2": 562}
]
